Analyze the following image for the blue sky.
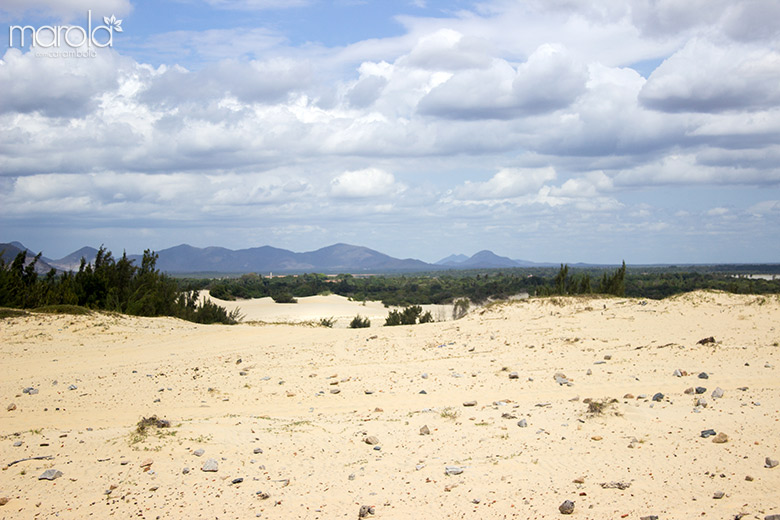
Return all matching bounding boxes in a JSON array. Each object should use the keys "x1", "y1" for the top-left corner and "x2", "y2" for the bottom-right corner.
[{"x1": 1, "y1": 0, "x2": 779, "y2": 264}]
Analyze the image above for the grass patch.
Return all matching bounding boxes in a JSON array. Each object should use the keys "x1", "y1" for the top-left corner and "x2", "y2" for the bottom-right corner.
[
  {"x1": 33, "y1": 305, "x2": 92, "y2": 315},
  {"x1": 130, "y1": 416, "x2": 172, "y2": 444},
  {"x1": 440, "y1": 407, "x2": 459, "y2": 420},
  {"x1": 0, "y1": 308, "x2": 28, "y2": 319},
  {"x1": 585, "y1": 398, "x2": 620, "y2": 417}
]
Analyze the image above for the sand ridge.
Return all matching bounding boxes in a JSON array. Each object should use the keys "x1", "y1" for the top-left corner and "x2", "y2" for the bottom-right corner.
[{"x1": 1, "y1": 291, "x2": 779, "y2": 519}]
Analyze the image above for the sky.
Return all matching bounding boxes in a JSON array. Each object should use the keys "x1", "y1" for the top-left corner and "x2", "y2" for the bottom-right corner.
[{"x1": 1, "y1": 0, "x2": 779, "y2": 264}]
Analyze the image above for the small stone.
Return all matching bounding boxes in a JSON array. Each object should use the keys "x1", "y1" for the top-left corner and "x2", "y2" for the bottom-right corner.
[
  {"x1": 445, "y1": 466, "x2": 463, "y2": 476},
  {"x1": 13, "y1": 441, "x2": 22, "y2": 447},
  {"x1": 419, "y1": 390, "x2": 427, "y2": 394},
  {"x1": 7, "y1": 403, "x2": 16, "y2": 411},
  {"x1": 373, "y1": 445, "x2": 381, "y2": 451},
  {"x1": 586, "y1": 369, "x2": 592, "y2": 376},
  {"x1": 232, "y1": 477, "x2": 243, "y2": 484},
  {"x1": 38, "y1": 469, "x2": 63, "y2": 480},
  {"x1": 68, "y1": 384, "x2": 77, "y2": 390},
  {"x1": 140, "y1": 458, "x2": 153, "y2": 468},
  {"x1": 766, "y1": 457, "x2": 779, "y2": 468},
  {"x1": 697, "y1": 337, "x2": 715, "y2": 345},
  {"x1": 652, "y1": 392, "x2": 664, "y2": 402},
  {"x1": 0, "y1": 497, "x2": 9, "y2": 506},
  {"x1": 673, "y1": 369, "x2": 683, "y2": 377},
  {"x1": 745, "y1": 475, "x2": 753, "y2": 481},
  {"x1": 517, "y1": 419, "x2": 528, "y2": 428},
  {"x1": 193, "y1": 449, "x2": 205, "y2": 457},
  {"x1": 358, "y1": 505, "x2": 373, "y2": 517},
  {"x1": 330, "y1": 388, "x2": 341, "y2": 394},
  {"x1": 364, "y1": 390, "x2": 374, "y2": 395},
  {"x1": 364, "y1": 436, "x2": 379, "y2": 445},
  {"x1": 348, "y1": 473, "x2": 356, "y2": 480},
  {"x1": 713, "y1": 491, "x2": 725, "y2": 499},
  {"x1": 623, "y1": 393, "x2": 634, "y2": 399},
  {"x1": 695, "y1": 386, "x2": 707, "y2": 394},
  {"x1": 765, "y1": 516, "x2": 780, "y2": 520},
  {"x1": 463, "y1": 401, "x2": 477, "y2": 407},
  {"x1": 420, "y1": 425, "x2": 430, "y2": 435},
  {"x1": 256, "y1": 491, "x2": 270, "y2": 500},
  {"x1": 182, "y1": 467, "x2": 190, "y2": 474},
  {"x1": 712, "y1": 432, "x2": 728, "y2": 444},
  {"x1": 701, "y1": 429, "x2": 716, "y2": 438},
  {"x1": 559, "y1": 500, "x2": 575, "y2": 514},
  {"x1": 604, "y1": 354, "x2": 612, "y2": 360},
  {"x1": 201, "y1": 458, "x2": 218, "y2": 472},
  {"x1": 640, "y1": 516, "x2": 658, "y2": 520},
  {"x1": 508, "y1": 372, "x2": 519, "y2": 379},
  {"x1": 421, "y1": 373, "x2": 428, "y2": 379},
  {"x1": 698, "y1": 372, "x2": 709, "y2": 379},
  {"x1": 696, "y1": 398, "x2": 708, "y2": 408},
  {"x1": 712, "y1": 387, "x2": 724, "y2": 399},
  {"x1": 684, "y1": 387, "x2": 695, "y2": 394},
  {"x1": 591, "y1": 435, "x2": 603, "y2": 441},
  {"x1": 573, "y1": 477, "x2": 585, "y2": 484},
  {"x1": 253, "y1": 448, "x2": 263, "y2": 454}
]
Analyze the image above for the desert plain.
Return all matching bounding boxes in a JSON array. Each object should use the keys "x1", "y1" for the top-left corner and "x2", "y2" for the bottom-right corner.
[{"x1": 1, "y1": 291, "x2": 779, "y2": 519}]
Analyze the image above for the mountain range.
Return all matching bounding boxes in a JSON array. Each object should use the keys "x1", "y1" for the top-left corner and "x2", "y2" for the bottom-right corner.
[{"x1": 1, "y1": 241, "x2": 552, "y2": 274}]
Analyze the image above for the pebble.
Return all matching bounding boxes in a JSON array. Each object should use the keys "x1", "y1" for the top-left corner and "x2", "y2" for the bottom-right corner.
[
  {"x1": 517, "y1": 419, "x2": 528, "y2": 428},
  {"x1": 373, "y1": 446, "x2": 381, "y2": 451},
  {"x1": 364, "y1": 390, "x2": 374, "y2": 395},
  {"x1": 765, "y1": 516, "x2": 780, "y2": 520},
  {"x1": 652, "y1": 392, "x2": 664, "y2": 402},
  {"x1": 640, "y1": 516, "x2": 659, "y2": 520},
  {"x1": 745, "y1": 475, "x2": 753, "y2": 481},
  {"x1": 712, "y1": 387, "x2": 724, "y2": 399},
  {"x1": 766, "y1": 457, "x2": 779, "y2": 468},
  {"x1": 193, "y1": 449, "x2": 205, "y2": 457},
  {"x1": 684, "y1": 387, "x2": 695, "y2": 394},
  {"x1": 364, "y1": 436, "x2": 379, "y2": 445},
  {"x1": 38, "y1": 469, "x2": 63, "y2": 480},
  {"x1": 695, "y1": 386, "x2": 707, "y2": 394},
  {"x1": 419, "y1": 390, "x2": 427, "y2": 394},
  {"x1": 256, "y1": 491, "x2": 270, "y2": 499},
  {"x1": 712, "y1": 432, "x2": 728, "y2": 444},
  {"x1": 673, "y1": 369, "x2": 683, "y2": 377},
  {"x1": 419, "y1": 425, "x2": 430, "y2": 435},
  {"x1": 696, "y1": 398, "x2": 708, "y2": 408},
  {"x1": 182, "y1": 467, "x2": 190, "y2": 474},
  {"x1": 445, "y1": 466, "x2": 463, "y2": 476},
  {"x1": 713, "y1": 491, "x2": 724, "y2": 499},
  {"x1": 330, "y1": 388, "x2": 341, "y2": 394},
  {"x1": 358, "y1": 505, "x2": 375, "y2": 517},
  {"x1": 698, "y1": 372, "x2": 709, "y2": 379},
  {"x1": 421, "y1": 373, "x2": 428, "y2": 379},
  {"x1": 13, "y1": 441, "x2": 22, "y2": 447},
  {"x1": 232, "y1": 478, "x2": 243, "y2": 484},
  {"x1": 586, "y1": 369, "x2": 592, "y2": 376},
  {"x1": 623, "y1": 393, "x2": 634, "y2": 399},
  {"x1": 559, "y1": 500, "x2": 575, "y2": 514},
  {"x1": 463, "y1": 401, "x2": 477, "y2": 407},
  {"x1": 701, "y1": 429, "x2": 716, "y2": 438},
  {"x1": 0, "y1": 497, "x2": 9, "y2": 506},
  {"x1": 201, "y1": 459, "x2": 218, "y2": 472},
  {"x1": 508, "y1": 372, "x2": 519, "y2": 379},
  {"x1": 6, "y1": 403, "x2": 15, "y2": 411},
  {"x1": 253, "y1": 448, "x2": 263, "y2": 454},
  {"x1": 68, "y1": 384, "x2": 77, "y2": 390}
]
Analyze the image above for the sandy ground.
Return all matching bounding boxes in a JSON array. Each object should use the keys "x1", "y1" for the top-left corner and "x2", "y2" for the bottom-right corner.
[
  {"x1": 201, "y1": 291, "x2": 455, "y2": 327},
  {"x1": 1, "y1": 291, "x2": 779, "y2": 519}
]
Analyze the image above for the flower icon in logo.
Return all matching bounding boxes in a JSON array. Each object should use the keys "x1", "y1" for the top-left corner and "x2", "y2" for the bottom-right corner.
[{"x1": 103, "y1": 15, "x2": 123, "y2": 32}]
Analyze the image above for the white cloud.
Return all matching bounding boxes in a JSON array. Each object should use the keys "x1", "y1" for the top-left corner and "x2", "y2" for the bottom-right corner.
[
  {"x1": 452, "y1": 167, "x2": 556, "y2": 201},
  {"x1": 330, "y1": 168, "x2": 404, "y2": 198},
  {"x1": 0, "y1": 0, "x2": 132, "y2": 20}
]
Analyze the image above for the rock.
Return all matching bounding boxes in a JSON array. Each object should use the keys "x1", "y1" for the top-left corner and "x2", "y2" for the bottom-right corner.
[
  {"x1": 673, "y1": 369, "x2": 683, "y2": 377},
  {"x1": 201, "y1": 458, "x2": 218, "y2": 472},
  {"x1": 695, "y1": 386, "x2": 707, "y2": 394},
  {"x1": 364, "y1": 390, "x2": 374, "y2": 395},
  {"x1": 652, "y1": 392, "x2": 664, "y2": 402},
  {"x1": 193, "y1": 449, "x2": 205, "y2": 457},
  {"x1": 623, "y1": 393, "x2": 634, "y2": 399},
  {"x1": 419, "y1": 390, "x2": 427, "y2": 394},
  {"x1": 517, "y1": 419, "x2": 528, "y2": 428},
  {"x1": 586, "y1": 369, "x2": 592, "y2": 376},
  {"x1": 696, "y1": 398, "x2": 708, "y2": 408},
  {"x1": 684, "y1": 387, "x2": 695, "y2": 394},
  {"x1": 745, "y1": 475, "x2": 753, "y2": 481},
  {"x1": 373, "y1": 446, "x2": 381, "y2": 451},
  {"x1": 701, "y1": 429, "x2": 716, "y2": 438},
  {"x1": 600, "y1": 481, "x2": 631, "y2": 490},
  {"x1": 363, "y1": 436, "x2": 379, "y2": 445},
  {"x1": 13, "y1": 441, "x2": 22, "y2": 447},
  {"x1": 712, "y1": 387, "x2": 724, "y2": 399},
  {"x1": 604, "y1": 354, "x2": 612, "y2": 360},
  {"x1": 445, "y1": 466, "x2": 463, "y2": 476},
  {"x1": 140, "y1": 458, "x2": 153, "y2": 468},
  {"x1": 22, "y1": 387, "x2": 38, "y2": 395},
  {"x1": 358, "y1": 505, "x2": 374, "y2": 518},
  {"x1": 253, "y1": 448, "x2": 263, "y2": 454},
  {"x1": 765, "y1": 515, "x2": 780, "y2": 520},
  {"x1": 68, "y1": 384, "x2": 77, "y2": 390},
  {"x1": 559, "y1": 500, "x2": 575, "y2": 514},
  {"x1": 463, "y1": 401, "x2": 477, "y2": 407},
  {"x1": 766, "y1": 457, "x2": 779, "y2": 468},
  {"x1": 232, "y1": 477, "x2": 243, "y2": 484},
  {"x1": 697, "y1": 337, "x2": 715, "y2": 345},
  {"x1": 0, "y1": 497, "x2": 9, "y2": 506},
  {"x1": 7, "y1": 403, "x2": 16, "y2": 411},
  {"x1": 573, "y1": 477, "x2": 585, "y2": 484},
  {"x1": 419, "y1": 425, "x2": 430, "y2": 435},
  {"x1": 182, "y1": 467, "x2": 190, "y2": 474},
  {"x1": 640, "y1": 516, "x2": 658, "y2": 520},
  {"x1": 554, "y1": 373, "x2": 571, "y2": 386},
  {"x1": 421, "y1": 373, "x2": 428, "y2": 379},
  {"x1": 713, "y1": 491, "x2": 725, "y2": 499},
  {"x1": 712, "y1": 432, "x2": 728, "y2": 444},
  {"x1": 508, "y1": 372, "x2": 519, "y2": 379},
  {"x1": 330, "y1": 388, "x2": 341, "y2": 394},
  {"x1": 698, "y1": 372, "x2": 709, "y2": 379},
  {"x1": 256, "y1": 491, "x2": 270, "y2": 500},
  {"x1": 38, "y1": 469, "x2": 63, "y2": 480}
]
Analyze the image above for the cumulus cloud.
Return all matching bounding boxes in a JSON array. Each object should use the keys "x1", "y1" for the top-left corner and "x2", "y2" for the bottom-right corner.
[
  {"x1": 452, "y1": 167, "x2": 556, "y2": 201},
  {"x1": 330, "y1": 168, "x2": 404, "y2": 198},
  {"x1": 640, "y1": 39, "x2": 780, "y2": 113},
  {"x1": 0, "y1": 0, "x2": 132, "y2": 20}
]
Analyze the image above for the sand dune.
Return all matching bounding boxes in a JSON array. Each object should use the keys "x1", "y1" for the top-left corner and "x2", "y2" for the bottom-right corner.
[{"x1": 1, "y1": 291, "x2": 779, "y2": 519}]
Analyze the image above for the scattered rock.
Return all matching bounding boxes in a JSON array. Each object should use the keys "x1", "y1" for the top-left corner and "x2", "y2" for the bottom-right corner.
[
  {"x1": 559, "y1": 500, "x2": 575, "y2": 514},
  {"x1": 232, "y1": 477, "x2": 243, "y2": 484},
  {"x1": 508, "y1": 372, "x2": 519, "y2": 379},
  {"x1": 697, "y1": 337, "x2": 715, "y2": 345},
  {"x1": 573, "y1": 477, "x2": 585, "y2": 484},
  {"x1": 13, "y1": 441, "x2": 22, "y2": 447},
  {"x1": 713, "y1": 491, "x2": 725, "y2": 499},
  {"x1": 201, "y1": 459, "x2": 218, "y2": 472},
  {"x1": 38, "y1": 469, "x2": 63, "y2": 480},
  {"x1": 745, "y1": 475, "x2": 753, "y2": 481},
  {"x1": 6, "y1": 403, "x2": 16, "y2": 411},
  {"x1": 140, "y1": 458, "x2": 153, "y2": 469},
  {"x1": 358, "y1": 505, "x2": 375, "y2": 518},
  {"x1": 586, "y1": 369, "x2": 592, "y2": 376},
  {"x1": 193, "y1": 449, "x2": 205, "y2": 457},
  {"x1": 182, "y1": 467, "x2": 190, "y2": 474},
  {"x1": 463, "y1": 401, "x2": 477, "y2": 407},
  {"x1": 712, "y1": 387, "x2": 724, "y2": 399},
  {"x1": 604, "y1": 354, "x2": 612, "y2": 360},
  {"x1": 554, "y1": 373, "x2": 572, "y2": 386},
  {"x1": 68, "y1": 384, "x2": 77, "y2": 390},
  {"x1": 673, "y1": 369, "x2": 683, "y2": 377},
  {"x1": 419, "y1": 425, "x2": 430, "y2": 435},
  {"x1": 445, "y1": 466, "x2": 463, "y2": 476},
  {"x1": 0, "y1": 497, "x2": 9, "y2": 506},
  {"x1": 684, "y1": 387, "x2": 695, "y2": 394},
  {"x1": 363, "y1": 436, "x2": 379, "y2": 445},
  {"x1": 601, "y1": 481, "x2": 631, "y2": 490},
  {"x1": 766, "y1": 457, "x2": 779, "y2": 468},
  {"x1": 765, "y1": 515, "x2": 780, "y2": 520},
  {"x1": 695, "y1": 386, "x2": 707, "y2": 394},
  {"x1": 623, "y1": 393, "x2": 634, "y2": 399},
  {"x1": 253, "y1": 448, "x2": 263, "y2": 454},
  {"x1": 517, "y1": 419, "x2": 528, "y2": 428},
  {"x1": 696, "y1": 398, "x2": 708, "y2": 408},
  {"x1": 330, "y1": 388, "x2": 341, "y2": 394},
  {"x1": 652, "y1": 392, "x2": 664, "y2": 402},
  {"x1": 640, "y1": 516, "x2": 658, "y2": 520},
  {"x1": 256, "y1": 491, "x2": 270, "y2": 500},
  {"x1": 701, "y1": 429, "x2": 716, "y2": 438},
  {"x1": 22, "y1": 387, "x2": 38, "y2": 395},
  {"x1": 698, "y1": 372, "x2": 709, "y2": 379},
  {"x1": 591, "y1": 435, "x2": 603, "y2": 441},
  {"x1": 712, "y1": 432, "x2": 729, "y2": 444}
]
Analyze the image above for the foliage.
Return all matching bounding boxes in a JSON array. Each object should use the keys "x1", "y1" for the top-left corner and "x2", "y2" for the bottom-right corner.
[
  {"x1": 452, "y1": 298, "x2": 470, "y2": 319},
  {"x1": 0, "y1": 247, "x2": 239, "y2": 324},
  {"x1": 271, "y1": 292, "x2": 297, "y2": 304},
  {"x1": 385, "y1": 305, "x2": 433, "y2": 326},
  {"x1": 319, "y1": 316, "x2": 335, "y2": 328},
  {"x1": 349, "y1": 314, "x2": 371, "y2": 328}
]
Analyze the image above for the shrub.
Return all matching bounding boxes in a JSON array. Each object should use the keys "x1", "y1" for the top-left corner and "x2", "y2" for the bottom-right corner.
[
  {"x1": 272, "y1": 292, "x2": 297, "y2": 304},
  {"x1": 319, "y1": 316, "x2": 335, "y2": 328},
  {"x1": 349, "y1": 315, "x2": 371, "y2": 328}
]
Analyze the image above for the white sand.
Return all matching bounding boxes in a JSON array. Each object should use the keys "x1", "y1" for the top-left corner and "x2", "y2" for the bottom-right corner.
[{"x1": 1, "y1": 291, "x2": 779, "y2": 519}]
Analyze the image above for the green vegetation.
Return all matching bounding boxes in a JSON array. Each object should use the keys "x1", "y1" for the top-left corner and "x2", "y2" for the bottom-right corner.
[
  {"x1": 385, "y1": 305, "x2": 433, "y2": 326},
  {"x1": 271, "y1": 292, "x2": 297, "y2": 304},
  {"x1": 349, "y1": 315, "x2": 371, "y2": 328},
  {"x1": 0, "y1": 248, "x2": 240, "y2": 324}
]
